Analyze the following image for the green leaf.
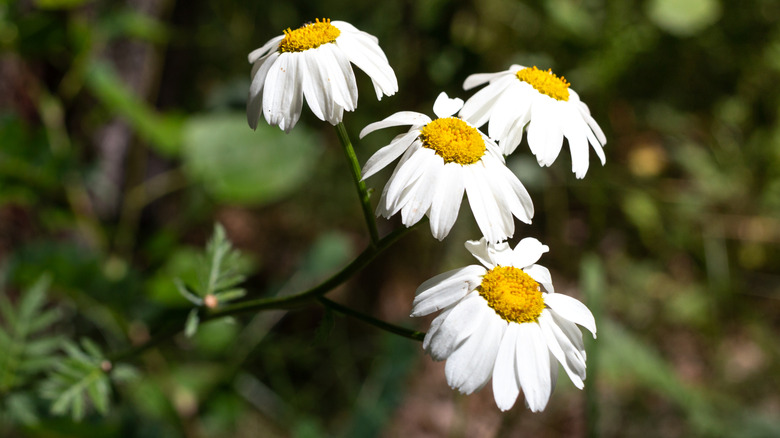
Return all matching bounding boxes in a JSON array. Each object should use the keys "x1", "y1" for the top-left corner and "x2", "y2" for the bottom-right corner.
[
  {"x1": 0, "y1": 275, "x2": 60, "y2": 394},
  {"x1": 182, "y1": 112, "x2": 321, "y2": 205},
  {"x1": 40, "y1": 339, "x2": 112, "y2": 422},
  {"x1": 84, "y1": 62, "x2": 183, "y2": 155},
  {"x1": 185, "y1": 309, "x2": 200, "y2": 338},
  {"x1": 175, "y1": 278, "x2": 203, "y2": 305},
  {"x1": 213, "y1": 288, "x2": 246, "y2": 303}
]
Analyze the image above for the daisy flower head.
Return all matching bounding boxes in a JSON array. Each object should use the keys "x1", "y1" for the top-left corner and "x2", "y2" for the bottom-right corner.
[
  {"x1": 360, "y1": 92, "x2": 534, "y2": 243},
  {"x1": 459, "y1": 65, "x2": 607, "y2": 178},
  {"x1": 247, "y1": 18, "x2": 398, "y2": 133},
  {"x1": 411, "y1": 237, "x2": 596, "y2": 412}
]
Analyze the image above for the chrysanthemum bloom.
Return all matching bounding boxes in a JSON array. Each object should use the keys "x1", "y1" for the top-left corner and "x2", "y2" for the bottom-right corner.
[
  {"x1": 459, "y1": 65, "x2": 606, "y2": 178},
  {"x1": 411, "y1": 237, "x2": 596, "y2": 411},
  {"x1": 247, "y1": 18, "x2": 398, "y2": 133},
  {"x1": 360, "y1": 92, "x2": 534, "y2": 243}
]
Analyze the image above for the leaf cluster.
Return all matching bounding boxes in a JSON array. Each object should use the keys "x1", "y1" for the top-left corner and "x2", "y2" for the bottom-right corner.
[{"x1": 176, "y1": 224, "x2": 249, "y2": 336}]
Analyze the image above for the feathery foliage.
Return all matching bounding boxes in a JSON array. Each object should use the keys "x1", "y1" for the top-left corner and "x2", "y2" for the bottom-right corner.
[
  {"x1": 0, "y1": 275, "x2": 61, "y2": 425},
  {"x1": 176, "y1": 223, "x2": 249, "y2": 336}
]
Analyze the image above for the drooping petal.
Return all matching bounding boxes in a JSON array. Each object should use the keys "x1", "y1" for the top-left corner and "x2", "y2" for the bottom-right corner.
[
  {"x1": 544, "y1": 293, "x2": 597, "y2": 338},
  {"x1": 464, "y1": 164, "x2": 514, "y2": 243},
  {"x1": 514, "y1": 322, "x2": 553, "y2": 412},
  {"x1": 247, "y1": 51, "x2": 280, "y2": 130},
  {"x1": 428, "y1": 163, "x2": 466, "y2": 240},
  {"x1": 485, "y1": 158, "x2": 534, "y2": 225},
  {"x1": 538, "y1": 310, "x2": 584, "y2": 389},
  {"x1": 400, "y1": 159, "x2": 440, "y2": 226},
  {"x1": 335, "y1": 31, "x2": 398, "y2": 99},
  {"x1": 526, "y1": 99, "x2": 563, "y2": 166},
  {"x1": 382, "y1": 145, "x2": 431, "y2": 212},
  {"x1": 424, "y1": 291, "x2": 487, "y2": 360},
  {"x1": 301, "y1": 47, "x2": 332, "y2": 122},
  {"x1": 492, "y1": 323, "x2": 522, "y2": 411},
  {"x1": 262, "y1": 53, "x2": 304, "y2": 132},
  {"x1": 445, "y1": 305, "x2": 506, "y2": 394}
]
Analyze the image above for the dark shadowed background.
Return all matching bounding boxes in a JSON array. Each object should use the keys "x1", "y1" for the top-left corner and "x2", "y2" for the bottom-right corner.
[{"x1": 2, "y1": 0, "x2": 780, "y2": 436}]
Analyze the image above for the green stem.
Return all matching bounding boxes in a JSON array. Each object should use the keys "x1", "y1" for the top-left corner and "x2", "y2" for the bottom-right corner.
[
  {"x1": 318, "y1": 296, "x2": 424, "y2": 342},
  {"x1": 335, "y1": 122, "x2": 379, "y2": 245},
  {"x1": 108, "y1": 223, "x2": 419, "y2": 363}
]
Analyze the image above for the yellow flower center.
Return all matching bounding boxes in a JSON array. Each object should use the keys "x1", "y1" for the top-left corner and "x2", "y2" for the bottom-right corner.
[
  {"x1": 278, "y1": 18, "x2": 341, "y2": 53},
  {"x1": 515, "y1": 66, "x2": 570, "y2": 101},
  {"x1": 419, "y1": 117, "x2": 486, "y2": 165},
  {"x1": 479, "y1": 266, "x2": 545, "y2": 324}
]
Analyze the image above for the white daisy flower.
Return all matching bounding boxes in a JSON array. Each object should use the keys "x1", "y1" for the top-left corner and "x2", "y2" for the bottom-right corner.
[
  {"x1": 247, "y1": 18, "x2": 398, "y2": 133},
  {"x1": 459, "y1": 65, "x2": 607, "y2": 178},
  {"x1": 411, "y1": 237, "x2": 596, "y2": 412},
  {"x1": 360, "y1": 92, "x2": 534, "y2": 243}
]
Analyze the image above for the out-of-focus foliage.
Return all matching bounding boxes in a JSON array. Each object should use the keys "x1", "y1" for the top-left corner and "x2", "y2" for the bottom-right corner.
[{"x1": 2, "y1": 0, "x2": 780, "y2": 436}]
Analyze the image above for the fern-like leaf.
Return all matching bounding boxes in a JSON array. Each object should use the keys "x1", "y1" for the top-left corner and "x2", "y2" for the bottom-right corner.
[
  {"x1": 199, "y1": 223, "x2": 247, "y2": 297},
  {"x1": 40, "y1": 339, "x2": 113, "y2": 421},
  {"x1": 0, "y1": 275, "x2": 61, "y2": 395}
]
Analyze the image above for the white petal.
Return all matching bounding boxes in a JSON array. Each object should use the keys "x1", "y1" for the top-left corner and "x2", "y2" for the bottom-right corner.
[
  {"x1": 544, "y1": 294, "x2": 597, "y2": 338},
  {"x1": 538, "y1": 310, "x2": 584, "y2": 389},
  {"x1": 331, "y1": 20, "x2": 377, "y2": 42},
  {"x1": 428, "y1": 163, "x2": 466, "y2": 240},
  {"x1": 262, "y1": 53, "x2": 304, "y2": 133},
  {"x1": 301, "y1": 48, "x2": 331, "y2": 122},
  {"x1": 248, "y1": 35, "x2": 283, "y2": 63},
  {"x1": 487, "y1": 240, "x2": 515, "y2": 268},
  {"x1": 247, "y1": 52, "x2": 280, "y2": 130},
  {"x1": 561, "y1": 106, "x2": 590, "y2": 178},
  {"x1": 335, "y1": 32, "x2": 398, "y2": 99},
  {"x1": 511, "y1": 238, "x2": 549, "y2": 268},
  {"x1": 527, "y1": 100, "x2": 563, "y2": 166},
  {"x1": 514, "y1": 322, "x2": 552, "y2": 412},
  {"x1": 375, "y1": 145, "x2": 418, "y2": 217},
  {"x1": 459, "y1": 75, "x2": 514, "y2": 128},
  {"x1": 424, "y1": 292, "x2": 486, "y2": 360},
  {"x1": 464, "y1": 237, "x2": 494, "y2": 269},
  {"x1": 464, "y1": 164, "x2": 513, "y2": 243},
  {"x1": 400, "y1": 160, "x2": 439, "y2": 226},
  {"x1": 486, "y1": 82, "x2": 526, "y2": 144},
  {"x1": 485, "y1": 158, "x2": 534, "y2": 225},
  {"x1": 360, "y1": 112, "x2": 431, "y2": 139},
  {"x1": 550, "y1": 310, "x2": 587, "y2": 356},
  {"x1": 445, "y1": 306, "x2": 505, "y2": 394},
  {"x1": 321, "y1": 44, "x2": 358, "y2": 111},
  {"x1": 361, "y1": 129, "x2": 419, "y2": 180},
  {"x1": 412, "y1": 265, "x2": 487, "y2": 317},
  {"x1": 523, "y1": 264, "x2": 554, "y2": 293},
  {"x1": 492, "y1": 323, "x2": 522, "y2": 411},
  {"x1": 383, "y1": 146, "x2": 432, "y2": 213},
  {"x1": 463, "y1": 69, "x2": 511, "y2": 90},
  {"x1": 432, "y1": 92, "x2": 464, "y2": 119}
]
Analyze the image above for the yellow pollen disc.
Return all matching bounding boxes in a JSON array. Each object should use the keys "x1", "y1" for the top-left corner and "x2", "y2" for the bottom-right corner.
[
  {"x1": 478, "y1": 266, "x2": 545, "y2": 324},
  {"x1": 515, "y1": 66, "x2": 571, "y2": 101},
  {"x1": 278, "y1": 18, "x2": 340, "y2": 53},
  {"x1": 419, "y1": 117, "x2": 486, "y2": 165}
]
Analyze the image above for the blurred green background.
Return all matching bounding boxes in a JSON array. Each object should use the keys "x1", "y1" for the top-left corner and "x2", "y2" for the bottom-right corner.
[{"x1": 2, "y1": 0, "x2": 780, "y2": 436}]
